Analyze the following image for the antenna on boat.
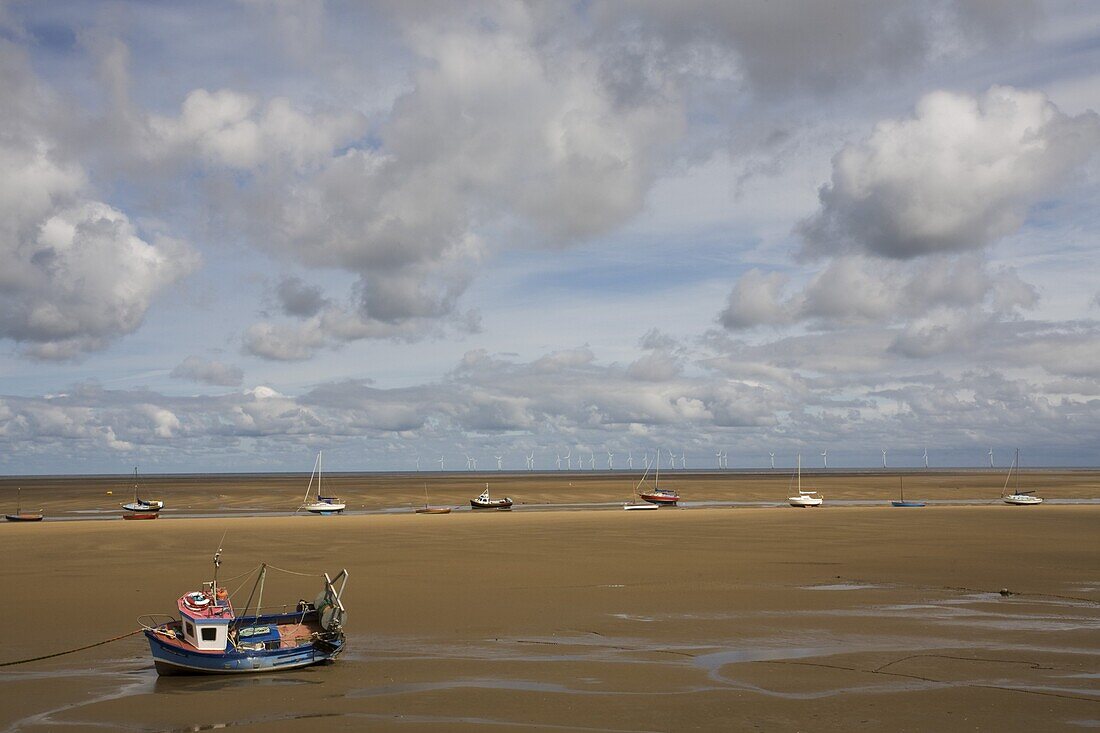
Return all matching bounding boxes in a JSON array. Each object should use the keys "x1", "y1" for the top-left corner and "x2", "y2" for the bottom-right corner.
[{"x1": 212, "y1": 529, "x2": 227, "y2": 596}]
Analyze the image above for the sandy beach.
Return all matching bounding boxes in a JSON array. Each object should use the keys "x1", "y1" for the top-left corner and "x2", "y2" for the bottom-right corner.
[{"x1": 0, "y1": 475, "x2": 1098, "y2": 731}]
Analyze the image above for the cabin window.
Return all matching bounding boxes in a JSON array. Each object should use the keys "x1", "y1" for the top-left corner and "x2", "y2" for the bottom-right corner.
[
  {"x1": 185, "y1": 621, "x2": 195, "y2": 638},
  {"x1": 201, "y1": 627, "x2": 217, "y2": 642}
]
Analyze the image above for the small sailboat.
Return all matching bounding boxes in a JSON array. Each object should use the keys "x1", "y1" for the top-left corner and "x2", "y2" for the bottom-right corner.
[
  {"x1": 297, "y1": 451, "x2": 346, "y2": 515},
  {"x1": 788, "y1": 454, "x2": 823, "y2": 507},
  {"x1": 1002, "y1": 449, "x2": 1042, "y2": 505},
  {"x1": 121, "y1": 467, "x2": 164, "y2": 513},
  {"x1": 5, "y1": 488, "x2": 43, "y2": 522},
  {"x1": 415, "y1": 483, "x2": 452, "y2": 514},
  {"x1": 470, "y1": 483, "x2": 513, "y2": 509},
  {"x1": 123, "y1": 512, "x2": 159, "y2": 520},
  {"x1": 140, "y1": 543, "x2": 348, "y2": 675},
  {"x1": 637, "y1": 454, "x2": 679, "y2": 505},
  {"x1": 891, "y1": 476, "x2": 925, "y2": 507},
  {"x1": 624, "y1": 463, "x2": 661, "y2": 510}
]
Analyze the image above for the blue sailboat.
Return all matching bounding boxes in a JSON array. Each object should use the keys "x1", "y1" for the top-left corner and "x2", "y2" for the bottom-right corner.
[
  {"x1": 891, "y1": 476, "x2": 925, "y2": 507},
  {"x1": 141, "y1": 546, "x2": 348, "y2": 675}
]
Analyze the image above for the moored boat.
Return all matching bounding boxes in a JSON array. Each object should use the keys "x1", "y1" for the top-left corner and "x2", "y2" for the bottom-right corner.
[
  {"x1": 123, "y1": 512, "x2": 159, "y2": 520},
  {"x1": 1002, "y1": 449, "x2": 1042, "y2": 505},
  {"x1": 121, "y1": 467, "x2": 164, "y2": 513},
  {"x1": 891, "y1": 476, "x2": 925, "y2": 507},
  {"x1": 636, "y1": 453, "x2": 679, "y2": 505},
  {"x1": 5, "y1": 488, "x2": 43, "y2": 522},
  {"x1": 141, "y1": 547, "x2": 348, "y2": 675},
  {"x1": 788, "y1": 454, "x2": 823, "y2": 507},
  {"x1": 470, "y1": 484, "x2": 512, "y2": 509},
  {"x1": 297, "y1": 451, "x2": 346, "y2": 515},
  {"x1": 415, "y1": 483, "x2": 452, "y2": 513}
]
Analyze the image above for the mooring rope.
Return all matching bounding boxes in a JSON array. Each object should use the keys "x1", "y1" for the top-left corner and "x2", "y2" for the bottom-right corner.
[
  {"x1": 0, "y1": 629, "x2": 143, "y2": 667},
  {"x1": 265, "y1": 564, "x2": 324, "y2": 577}
]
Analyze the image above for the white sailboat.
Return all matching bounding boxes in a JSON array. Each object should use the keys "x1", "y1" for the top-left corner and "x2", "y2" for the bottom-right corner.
[
  {"x1": 788, "y1": 454, "x2": 823, "y2": 507},
  {"x1": 297, "y1": 451, "x2": 346, "y2": 515},
  {"x1": 121, "y1": 466, "x2": 164, "y2": 513},
  {"x1": 1002, "y1": 449, "x2": 1042, "y2": 505}
]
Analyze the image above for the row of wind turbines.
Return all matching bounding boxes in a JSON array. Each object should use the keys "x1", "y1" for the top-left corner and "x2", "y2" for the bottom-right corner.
[{"x1": 411, "y1": 447, "x2": 1005, "y2": 471}]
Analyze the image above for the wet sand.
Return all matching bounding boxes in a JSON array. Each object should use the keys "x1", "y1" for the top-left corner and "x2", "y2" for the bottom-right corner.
[{"x1": 1, "y1": 487, "x2": 1098, "y2": 731}]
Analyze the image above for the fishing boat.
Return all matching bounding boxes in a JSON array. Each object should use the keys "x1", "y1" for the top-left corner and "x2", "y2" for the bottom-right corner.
[
  {"x1": 1002, "y1": 449, "x2": 1042, "y2": 505},
  {"x1": 121, "y1": 467, "x2": 164, "y2": 513},
  {"x1": 891, "y1": 476, "x2": 925, "y2": 507},
  {"x1": 470, "y1": 484, "x2": 513, "y2": 509},
  {"x1": 297, "y1": 451, "x2": 346, "y2": 515},
  {"x1": 415, "y1": 483, "x2": 452, "y2": 514},
  {"x1": 638, "y1": 454, "x2": 679, "y2": 505},
  {"x1": 140, "y1": 544, "x2": 348, "y2": 675},
  {"x1": 788, "y1": 454, "x2": 823, "y2": 507},
  {"x1": 5, "y1": 487, "x2": 43, "y2": 522}
]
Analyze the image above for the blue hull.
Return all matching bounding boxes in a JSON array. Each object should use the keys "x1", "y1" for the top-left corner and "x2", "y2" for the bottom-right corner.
[{"x1": 145, "y1": 612, "x2": 345, "y2": 675}]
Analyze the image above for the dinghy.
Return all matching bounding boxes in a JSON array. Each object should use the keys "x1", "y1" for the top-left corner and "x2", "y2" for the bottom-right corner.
[{"x1": 415, "y1": 483, "x2": 452, "y2": 513}]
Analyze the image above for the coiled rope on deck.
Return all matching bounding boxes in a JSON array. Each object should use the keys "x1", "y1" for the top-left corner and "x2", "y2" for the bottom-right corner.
[{"x1": 0, "y1": 629, "x2": 143, "y2": 667}]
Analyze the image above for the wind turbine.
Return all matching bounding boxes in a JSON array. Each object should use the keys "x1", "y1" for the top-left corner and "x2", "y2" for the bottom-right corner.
[
  {"x1": 588, "y1": 453, "x2": 595, "y2": 470},
  {"x1": 627, "y1": 451, "x2": 633, "y2": 469},
  {"x1": 607, "y1": 450, "x2": 614, "y2": 470},
  {"x1": 680, "y1": 450, "x2": 686, "y2": 469},
  {"x1": 716, "y1": 451, "x2": 723, "y2": 469},
  {"x1": 769, "y1": 452, "x2": 775, "y2": 470},
  {"x1": 821, "y1": 449, "x2": 828, "y2": 469},
  {"x1": 988, "y1": 448, "x2": 994, "y2": 468},
  {"x1": 526, "y1": 452, "x2": 535, "y2": 470},
  {"x1": 642, "y1": 452, "x2": 650, "y2": 470},
  {"x1": 881, "y1": 449, "x2": 888, "y2": 469},
  {"x1": 721, "y1": 450, "x2": 728, "y2": 469},
  {"x1": 438, "y1": 455, "x2": 444, "y2": 471},
  {"x1": 415, "y1": 455, "x2": 420, "y2": 472},
  {"x1": 465, "y1": 454, "x2": 475, "y2": 471},
  {"x1": 556, "y1": 453, "x2": 562, "y2": 470},
  {"x1": 923, "y1": 448, "x2": 929, "y2": 469},
  {"x1": 667, "y1": 448, "x2": 676, "y2": 469},
  {"x1": 564, "y1": 450, "x2": 572, "y2": 470},
  {"x1": 495, "y1": 455, "x2": 503, "y2": 470}
]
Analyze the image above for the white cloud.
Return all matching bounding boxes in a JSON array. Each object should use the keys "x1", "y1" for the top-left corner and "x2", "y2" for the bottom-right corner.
[
  {"x1": 0, "y1": 44, "x2": 197, "y2": 359},
  {"x1": 800, "y1": 86, "x2": 1100, "y2": 259}
]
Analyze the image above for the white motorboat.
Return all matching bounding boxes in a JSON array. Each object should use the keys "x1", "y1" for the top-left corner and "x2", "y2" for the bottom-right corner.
[
  {"x1": 1002, "y1": 449, "x2": 1042, "y2": 505},
  {"x1": 297, "y1": 451, "x2": 346, "y2": 515},
  {"x1": 788, "y1": 454, "x2": 823, "y2": 507}
]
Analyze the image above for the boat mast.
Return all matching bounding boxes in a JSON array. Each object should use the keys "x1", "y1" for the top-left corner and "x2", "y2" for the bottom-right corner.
[
  {"x1": 133, "y1": 466, "x2": 139, "y2": 502},
  {"x1": 797, "y1": 453, "x2": 801, "y2": 493},
  {"x1": 1015, "y1": 448, "x2": 1020, "y2": 495},
  {"x1": 302, "y1": 452, "x2": 320, "y2": 507},
  {"x1": 16, "y1": 487, "x2": 20, "y2": 514}
]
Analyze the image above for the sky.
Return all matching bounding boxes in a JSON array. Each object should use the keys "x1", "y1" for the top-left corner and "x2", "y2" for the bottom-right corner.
[{"x1": 1, "y1": 0, "x2": 1099, "y2": 474}]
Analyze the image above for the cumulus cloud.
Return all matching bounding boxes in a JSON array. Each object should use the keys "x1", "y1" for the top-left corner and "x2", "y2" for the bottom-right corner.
[
  {"x1": 799, "y1": 86, "x2": 1100, "y2": 259},
  {"x1": 0, "y1": 45, "x2": 197, "y2": 359},
  {"x1": 170, "y1": 356, "x2": 244, "y2": 387}
]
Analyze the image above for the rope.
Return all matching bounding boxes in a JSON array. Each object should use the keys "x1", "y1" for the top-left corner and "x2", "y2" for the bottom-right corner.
[
  {"x1": 265, "y1": 564, "x2": 324, "y2": 577},
  {"x1": 0, "y1": 629, "x2": 142, "y2": 667}
]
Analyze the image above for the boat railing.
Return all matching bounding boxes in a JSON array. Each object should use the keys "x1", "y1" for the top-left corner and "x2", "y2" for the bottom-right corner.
[{"x1": 138, "y1": 613, "x2": 178, "y2": 632}]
